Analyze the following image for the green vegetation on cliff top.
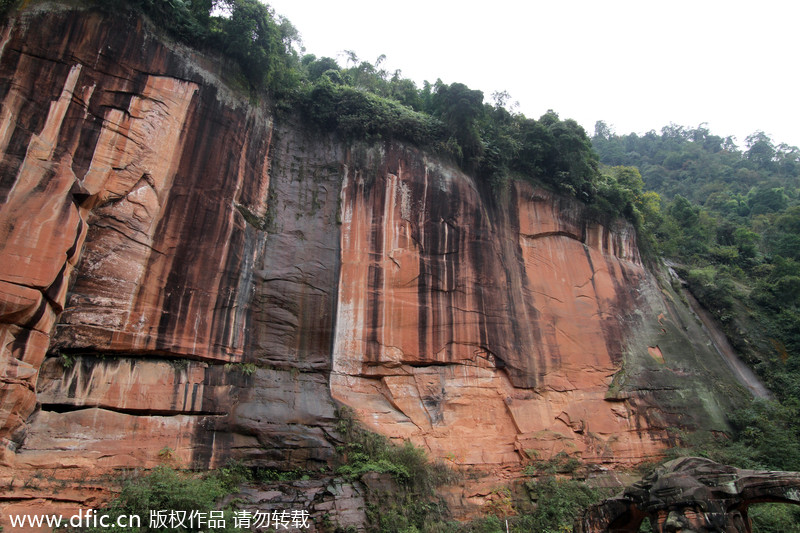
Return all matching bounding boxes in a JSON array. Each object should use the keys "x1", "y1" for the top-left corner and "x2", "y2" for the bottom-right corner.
[{"x1": 18, "y1": 0, "x2": 648, "y2": 229}]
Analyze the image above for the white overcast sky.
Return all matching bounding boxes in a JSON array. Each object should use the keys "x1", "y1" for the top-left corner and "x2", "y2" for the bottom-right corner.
[{"x1": 265, "y1": 0, "x2": 800, "y2": 149}]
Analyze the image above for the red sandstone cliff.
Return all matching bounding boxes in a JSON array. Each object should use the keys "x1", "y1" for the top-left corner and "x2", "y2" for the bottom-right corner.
[{"x1": 0, "y1": 4, "x2": 751, "y2": 524}]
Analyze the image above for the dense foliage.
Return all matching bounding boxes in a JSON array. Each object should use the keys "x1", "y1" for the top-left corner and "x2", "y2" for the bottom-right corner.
[
  {"x1": 593, "y1": 124, "x2": 800, "y2": 483},
  {"x1": 334, "y1": 407, "x2": 456, "y2": 532},
  {"x1": 64, "y1": 463, "x2": 250, "y2": 532},
  {"x1": 48, "y1": 0, "x2": 647, "y2": 217},
  {"x1": 293, "y1": 58, "x2": 628, "y2": 211},
  {"x1": 91, "y1": 0, "x2": 301, "y2": 92}
]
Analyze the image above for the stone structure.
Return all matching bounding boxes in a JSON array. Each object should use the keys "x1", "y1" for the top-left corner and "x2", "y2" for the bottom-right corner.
[{"x1": 575, "y1": 457, "x2": 800, "y2": 532}]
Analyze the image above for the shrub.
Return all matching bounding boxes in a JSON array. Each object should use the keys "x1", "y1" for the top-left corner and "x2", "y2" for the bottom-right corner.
[
  {"x1": 65, "y1": 464, "x2": 248, "y2": 532},
  {"x1": 335, "y1": 409, "x2": 456, "y2": 493},
  {"x1": 523, "y1": 451, "x2": 583, "y2": 476},
  {"x1": 517, "y1": 477, "x2": 610, "y2": 532},
  {"x1": 686, "y1": 266, "x2": 736, "y2": 320},
  {"x1": 334, "y1": 407, "x2": 457, "y2": 531},
  {"x1": 299, "y1": 80, "x2": 445, "y2": 147},
  {"x1": 750, "y1": 503, "x2": 800, "y2": 533}
]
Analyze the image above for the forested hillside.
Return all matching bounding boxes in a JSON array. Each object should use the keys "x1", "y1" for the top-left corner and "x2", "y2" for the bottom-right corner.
[{"x1": 593, "y1": 123, "x2": 800, "y2": 473}]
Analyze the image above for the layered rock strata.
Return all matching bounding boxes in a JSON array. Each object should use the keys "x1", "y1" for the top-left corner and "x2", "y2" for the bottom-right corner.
[{"x1": 0, "y1": 4, "x2": 752, "y2": 523}]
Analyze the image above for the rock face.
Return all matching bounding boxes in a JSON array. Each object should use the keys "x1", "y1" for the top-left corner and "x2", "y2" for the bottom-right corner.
[
  {"x1": 575, "y1": 457, "x2": 800, "y2": 532},
  {"x1": 0, "y1": 3, "x2": 756, "y2": 523},
  {"x1": 333, "y1": 147, "x2": 664, "y2": 466},
  {"x1": 0, "y1": 6, "x2": 342, "y2": 520}
]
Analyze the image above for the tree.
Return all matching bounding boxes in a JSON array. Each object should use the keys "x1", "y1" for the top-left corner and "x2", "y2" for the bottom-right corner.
[
  {"x1": 594, "y1": 120, "x2": 613, "y2": 140},
  {"x1": 188, "y1": 0, "x2": 214, "y2": 25},
  {"x1": 775, "y1": 143, "x2": 800, "y2": 176},
  {"x1": 748, "y1": 187, "x2": 788, "y2": 215},
  {"x1": 389, "y1": 75, "x2": 421, "y2": 110},
  {"x1": 746, "y1": 131, "x2": 777, "y2": 170},
  {"x1": 216, "y1": 0, "x2": 278, "y2": 88},
  {"x1": 543, "y1": 113, "x2": 599, "y2": 197},
  {"x1": 428, "y1": 81, "x2": 485, "y2": 164},
  {"x1": 733, "y1": 227, "x2": 760, "y2": 260},
  {"x1": 669, "y1": 195, "x2": 699, "y2": 228},
  {"x1": 305, "y1": 56, "x2": 340, "y2": 81},
  {"x1": 766, "y1": 206, "x2": 800, "y2": 260},
  {"x1": 513, "y1": 111, "x2": 600, "y2": 198}
]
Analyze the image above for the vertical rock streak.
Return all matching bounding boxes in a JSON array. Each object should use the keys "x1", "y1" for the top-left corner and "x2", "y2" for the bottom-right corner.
[
  {"x1": 0, "y1": 7, "x2": 753, "y2": 522},
  {"x1": 0, "y1": 9, "x2": 338, "y2": 483},
  {"x1": 332, "y1": 145, "x2": 672, "y2": 466}
]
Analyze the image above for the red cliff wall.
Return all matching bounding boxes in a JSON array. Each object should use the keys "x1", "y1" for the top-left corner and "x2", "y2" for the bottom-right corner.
[
  {"x1": 0, "y1": 7, "x2": 342, "y2": 519},
  {"x1": 332, "y1": 145, "x2": 661, "y2": 468},
  {"x1": 0, "y1": 4, "x2": 747, "y2": 521}
]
